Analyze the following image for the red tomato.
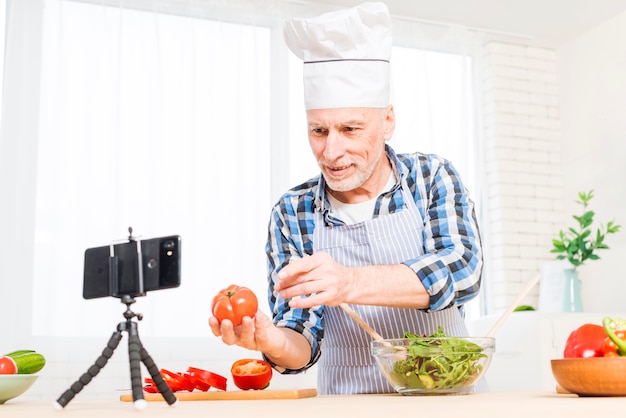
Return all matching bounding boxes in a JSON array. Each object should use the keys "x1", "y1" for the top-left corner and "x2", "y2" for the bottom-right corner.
[
  {"x1": 230, "y1": 359, "x2": 273, "y2": 390},
  {"x1": 211, "y1": 284, "x2": 258, "y2": 326},
  {"x1": 0, "y1": 356, "x2": 17, "y2": 374}
]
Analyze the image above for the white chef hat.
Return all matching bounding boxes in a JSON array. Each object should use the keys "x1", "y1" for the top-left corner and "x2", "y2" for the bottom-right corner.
[{"x1": 283, "y1": 2, "x2": 392, "y2": 110}]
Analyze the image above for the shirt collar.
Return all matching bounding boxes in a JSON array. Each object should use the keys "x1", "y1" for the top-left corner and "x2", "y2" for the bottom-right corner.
[{"x1": 314, "y1": 144, "x2": 405, "y2": 213}]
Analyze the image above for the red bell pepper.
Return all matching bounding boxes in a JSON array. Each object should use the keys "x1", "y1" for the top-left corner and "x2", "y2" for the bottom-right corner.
[{"x1": 563, "y1": 323, "x2": 606, "y2": 358}]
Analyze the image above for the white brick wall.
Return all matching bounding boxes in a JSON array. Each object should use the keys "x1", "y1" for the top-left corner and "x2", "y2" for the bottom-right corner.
[{"x1": 481, "y1": 42, "x2": 564, "y2": 312}]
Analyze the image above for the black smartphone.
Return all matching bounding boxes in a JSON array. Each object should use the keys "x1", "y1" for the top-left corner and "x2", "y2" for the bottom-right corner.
[{"x1": 82, "y1": 235, "x2": 181, "y2": 299}]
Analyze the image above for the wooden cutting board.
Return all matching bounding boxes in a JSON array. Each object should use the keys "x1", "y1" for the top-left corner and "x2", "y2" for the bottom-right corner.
[{"x1": 120, "y1": 388, "x2": 317, "y2": 402}]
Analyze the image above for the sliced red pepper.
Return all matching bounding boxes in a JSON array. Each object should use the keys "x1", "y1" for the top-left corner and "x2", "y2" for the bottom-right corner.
[
  {"x1": 176, "y1": 372, "x2": 196, "y2": 392},
  {"x1": 160, "y1": 368, "x2": 187, "y2": 392},
  {"x1": 143, "y1": 367, "x2": 227, "y2": 393},
  {"x1": 563, "y1": 323, "x2": 606, "y2": 358},
  {"x1": 187, "y1": 367, "x2": 227, "y2": 391},
  {"x1": 603, "y1": 317, "x2": 626, "y2": 356},
  {"x1": 603, "y1": 330, "x2": 626, "y2": 356},
  {"x1": 143, "y1": 377, "x2": 159, "y2": 393}
]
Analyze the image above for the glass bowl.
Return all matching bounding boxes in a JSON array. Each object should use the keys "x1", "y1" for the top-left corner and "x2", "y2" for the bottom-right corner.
[{"x1": 371, "y1": 336, "x2": 495, "y2": 395}]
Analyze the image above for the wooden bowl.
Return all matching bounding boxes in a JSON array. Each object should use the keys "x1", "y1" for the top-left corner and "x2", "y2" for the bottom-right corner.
[{"x1": 551, "y1": 358, "x2": 626, "y2": 396}]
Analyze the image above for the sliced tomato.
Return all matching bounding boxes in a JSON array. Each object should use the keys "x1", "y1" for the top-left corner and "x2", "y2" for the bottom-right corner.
[{"x1": 230, "y1": 359, "x2": 272, "y2": 390}]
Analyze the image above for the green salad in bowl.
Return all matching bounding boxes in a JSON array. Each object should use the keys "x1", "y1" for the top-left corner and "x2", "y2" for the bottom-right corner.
[{"x1": 371, "y1": 327, "x2": 495, "y2": 395}]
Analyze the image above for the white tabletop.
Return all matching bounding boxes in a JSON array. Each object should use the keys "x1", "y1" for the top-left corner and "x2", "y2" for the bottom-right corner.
[{"x1": 1, "y1": 392, "x2": 626, "y2": 418}]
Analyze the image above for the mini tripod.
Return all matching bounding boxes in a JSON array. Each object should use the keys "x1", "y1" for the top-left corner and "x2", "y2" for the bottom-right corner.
[
  {"x1": 55, "y1": 230, "x2": 178, "y2": 410},
  {"x1": 55, "y1": 295, "x2": 177, "y2": 409}
]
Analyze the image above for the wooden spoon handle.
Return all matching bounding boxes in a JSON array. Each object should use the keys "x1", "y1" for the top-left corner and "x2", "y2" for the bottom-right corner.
[
  {"x1": 486, "y1": 272, "x2": 541, "y2": 338},
  {"x1": 339, "y1": 303, "x2": 385, "y2": 341}
]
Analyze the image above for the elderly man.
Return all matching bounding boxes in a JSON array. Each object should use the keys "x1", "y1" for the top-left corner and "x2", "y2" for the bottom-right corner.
[{"x1": 210, "y1": 2, "x2": 483, "y2": 395}]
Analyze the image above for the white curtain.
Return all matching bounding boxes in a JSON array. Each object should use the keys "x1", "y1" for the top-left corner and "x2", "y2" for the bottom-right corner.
[
  {"x1": 33, "y1": 0, "x2": 272, "y2": 336},
  {"x1": 0, "y1": 0, "x2": 483, "y2": 342},
  {"x1": 0, "y1": 0, "x2": 5, "y2": 122}
]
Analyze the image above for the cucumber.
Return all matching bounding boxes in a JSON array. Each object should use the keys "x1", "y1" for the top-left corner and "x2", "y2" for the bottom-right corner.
[
  {"x1": 4, "y1": 349, "x2": 36, "y2": 357},
  {"x1": 6, "y1": 351, "x2": 46, "y2": 374}
]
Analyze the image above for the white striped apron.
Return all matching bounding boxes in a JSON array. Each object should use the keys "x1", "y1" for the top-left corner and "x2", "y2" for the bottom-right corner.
[{"x1": 313, "y1": 178, "x2": 468, "y2": 395}]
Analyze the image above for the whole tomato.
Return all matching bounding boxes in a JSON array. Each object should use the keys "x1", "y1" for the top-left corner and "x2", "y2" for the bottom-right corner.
[
  {"x1": 212, "y1": 284, "x2": 258, "y2": 326},
  {"x1": 0, "y1": 356, "x2": 17, "y2": 374},
  {"x1": 231, "y1": 359, "x2": 273, "y2": 390}
]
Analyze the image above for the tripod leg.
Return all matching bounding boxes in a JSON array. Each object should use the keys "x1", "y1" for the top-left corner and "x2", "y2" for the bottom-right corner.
[
  {"x1": 54, "y1": 330, "x2": 123, "y2": 409},
  {"x1": 127, "y1": 323, "x2": 147, "y2": 409},
  {"x1": 140, "y1": 346, "x2": 178, "y2": 405}
]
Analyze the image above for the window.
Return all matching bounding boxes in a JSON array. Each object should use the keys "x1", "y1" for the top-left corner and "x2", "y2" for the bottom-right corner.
[
  {"x1": 389, "y1": 46, "x2": 477, "y2": 194},
  {"x1": 33, "y1": 1, "x2": 271, "y2": 336},
  {"x1": 0, "y1": 0, "x2": 5, "y2": 127}
]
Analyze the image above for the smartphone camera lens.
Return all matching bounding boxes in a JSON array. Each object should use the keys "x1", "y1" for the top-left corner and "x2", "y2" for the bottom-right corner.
[
  {"x1": 163, "y1": 240, "x2": 175, "y2": 250},
  {"x1": 147, "y1": 259, "x2": 158, "y2": 269}
]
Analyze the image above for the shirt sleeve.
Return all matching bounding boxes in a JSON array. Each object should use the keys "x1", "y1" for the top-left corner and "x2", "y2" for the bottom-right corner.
[
  {"x1": 402, "y1": 155, "x2": 483, "y2": 311},
  {"x1": 263, "y1": 196, "x2": 324, "y2": 374}
]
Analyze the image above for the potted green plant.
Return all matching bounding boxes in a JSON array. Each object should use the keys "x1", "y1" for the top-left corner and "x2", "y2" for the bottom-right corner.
[{"x1": 551, "y1": 190, "x2": 621, "y2": 311}]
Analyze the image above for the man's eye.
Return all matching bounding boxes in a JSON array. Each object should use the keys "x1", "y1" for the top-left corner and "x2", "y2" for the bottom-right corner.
[
  {"x1": 345, "y1": 127, "x2": 355, "y2": 132},
  {"x1": 312, "y1": 128, "x2": 327, "y2": 135}
]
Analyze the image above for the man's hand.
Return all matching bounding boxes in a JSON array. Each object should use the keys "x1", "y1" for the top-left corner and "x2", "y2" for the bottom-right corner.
[
  {"x1": 209, "y1": 310, "x2": 278, "y2": 352},
  {"x1": 275, "y1": 252, "x2": 430, "y2": 310},
  {"x1": 275, "y1": 252, "x2": 353, "y2": 309},
  {"x1": 208, "y1": 311, "x2": 311, "y2": 370}
]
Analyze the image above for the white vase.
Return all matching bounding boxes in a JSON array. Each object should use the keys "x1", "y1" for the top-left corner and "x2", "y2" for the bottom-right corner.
[{"x1": 562, "y1": 269, "x2": 583, "y2": 312}]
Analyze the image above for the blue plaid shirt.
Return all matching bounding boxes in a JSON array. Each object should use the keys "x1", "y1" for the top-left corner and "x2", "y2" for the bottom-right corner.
[{"x1": 264, "y1": 145, "x2": 482, "y2": 372}]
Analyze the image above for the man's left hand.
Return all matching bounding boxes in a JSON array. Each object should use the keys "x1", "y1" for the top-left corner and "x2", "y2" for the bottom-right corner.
[{"x1": 275, "y1": 252, "x2": 352, "y2": 308}]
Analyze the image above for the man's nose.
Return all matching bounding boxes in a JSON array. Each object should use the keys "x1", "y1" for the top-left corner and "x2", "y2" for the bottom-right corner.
[{"x1": 323, "y1": 130, "x2": 344, "y2": 162}]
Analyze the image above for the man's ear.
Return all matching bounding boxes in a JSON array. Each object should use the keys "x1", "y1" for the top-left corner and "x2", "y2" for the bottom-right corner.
[{"x1": 383, "y1": 105, "x2": 396, "y2": 141}]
